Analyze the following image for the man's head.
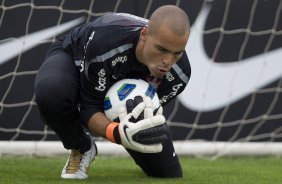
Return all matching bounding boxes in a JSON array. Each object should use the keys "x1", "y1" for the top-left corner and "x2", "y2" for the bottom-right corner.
[{"x1": 136, "y1": 5, "x2": 190, "y2": 78}]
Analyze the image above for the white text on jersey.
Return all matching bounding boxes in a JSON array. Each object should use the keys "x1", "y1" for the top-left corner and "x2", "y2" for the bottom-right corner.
[
  {"x1": 160, "y1": 83, "x2": 183, "y2": 104},
  {"x1": 165, "y1": 72, "x2": 175, "y2": 82},
  {"x1": 95, "y1": 69, "x2": 106, "y2": 91},
  {"x1": 112, "y1": 55, "x2": 127, "y2": 66}
]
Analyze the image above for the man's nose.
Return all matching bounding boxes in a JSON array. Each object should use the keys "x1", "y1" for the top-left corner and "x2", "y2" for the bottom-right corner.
[{"x1": 162, "y1": 54, "x2": 174, "y2": 66}]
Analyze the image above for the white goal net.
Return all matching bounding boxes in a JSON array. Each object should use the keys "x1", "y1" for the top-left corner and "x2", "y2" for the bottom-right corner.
[{"x1": 0, "y1": 0, "x2": 282, "y2": 157}]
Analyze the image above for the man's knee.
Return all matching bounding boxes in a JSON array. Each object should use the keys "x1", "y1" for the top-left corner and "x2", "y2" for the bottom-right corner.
[
  {"x1": 34, "y1": 76, "x2": 78, "y2": 114},
  {"x1": 141, "y1": 161, "x2": 183, "y2": 178}
]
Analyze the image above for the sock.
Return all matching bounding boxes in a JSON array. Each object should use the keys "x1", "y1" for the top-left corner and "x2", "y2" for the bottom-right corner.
[{"x1": 76, "y1": 132, "x2": 91, "y2": 154}]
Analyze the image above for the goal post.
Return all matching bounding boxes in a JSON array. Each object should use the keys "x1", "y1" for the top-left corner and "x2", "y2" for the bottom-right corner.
[{"x1": 0, "y1": 0, "x2": 281, "y2": 157}]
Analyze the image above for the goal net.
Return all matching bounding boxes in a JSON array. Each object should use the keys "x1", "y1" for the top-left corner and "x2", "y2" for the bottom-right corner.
[{"x1": 0, "y1": 0, "x2": 282, "y2": 157}]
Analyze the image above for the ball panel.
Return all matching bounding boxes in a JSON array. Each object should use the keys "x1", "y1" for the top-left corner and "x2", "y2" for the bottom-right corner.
[
  {"x1": 145, "y1": 85, "x2": 156, "y2": 99},
  {"x1": 117, "y1": 83, "x2": 136, "y2": 101},
  {"x1": 103, "y1": 97, "x2": 112, "y2": 110}
]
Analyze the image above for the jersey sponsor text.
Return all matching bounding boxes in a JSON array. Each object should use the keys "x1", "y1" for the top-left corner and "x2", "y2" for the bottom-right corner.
[
  {"x1": 165, "y1": 72, "x2": 175, "y2": 82},
  {"x1": 112, "y1": 55, "x2": 127, "y2": 66},
  {"x1": 95, "y1": 69, "x2": 107, "y2": 91},
  {"x1": 160, "y1": 83, "x2": 183, "y2": 104}
]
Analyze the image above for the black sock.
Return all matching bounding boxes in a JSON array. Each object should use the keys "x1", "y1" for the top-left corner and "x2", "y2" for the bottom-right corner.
[{"x1": 76, "y1": 132, "x2": 91, "y2": 154}]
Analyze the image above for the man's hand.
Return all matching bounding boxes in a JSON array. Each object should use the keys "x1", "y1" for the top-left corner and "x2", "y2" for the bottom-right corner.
[
  {"x1": 119, "y1": 96, "x2": 163, "y2": 121},
  {"x1": 118, "y1": 102, "x2": 166, "y2": 153},
  {"x1": 105, "y1": 96, "x2": 169, "y2": 153}
]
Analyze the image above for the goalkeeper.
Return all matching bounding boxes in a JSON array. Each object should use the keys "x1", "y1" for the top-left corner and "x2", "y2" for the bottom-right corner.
[{"x1": 34, "y1": 5, "x2": 191, "y2": 179}]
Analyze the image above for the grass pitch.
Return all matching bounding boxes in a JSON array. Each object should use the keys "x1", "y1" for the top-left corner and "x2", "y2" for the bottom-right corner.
[{"x1": 0, "y1": 156, "x2": 281, "y2": 184}]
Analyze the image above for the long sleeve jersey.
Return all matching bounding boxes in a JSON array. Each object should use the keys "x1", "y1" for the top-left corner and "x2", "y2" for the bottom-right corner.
[{"x1": 61, "y1": 13, "x2": 191, "y2": 122}]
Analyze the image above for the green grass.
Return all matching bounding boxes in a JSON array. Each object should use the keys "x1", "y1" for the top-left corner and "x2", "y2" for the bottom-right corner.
[{"x1": 0, "y1": 156, "x2": 281, "y2": 184}]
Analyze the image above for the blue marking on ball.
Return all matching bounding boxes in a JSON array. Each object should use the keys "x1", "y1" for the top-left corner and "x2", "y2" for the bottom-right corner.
[
  {"x1": 117, "y1": 83, "x2": 136, "y2": 101},
  {"x1": 145, "y1": 85, "x2": 156, "y2": 99},
  {"x1": 103, "y1": 97, "x2": 112, "y2": 111}
]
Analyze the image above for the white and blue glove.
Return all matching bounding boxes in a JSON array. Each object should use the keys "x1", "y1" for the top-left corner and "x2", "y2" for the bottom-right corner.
[{"x1": 106, "y1": 96, "x2": 169, "y2": 153}]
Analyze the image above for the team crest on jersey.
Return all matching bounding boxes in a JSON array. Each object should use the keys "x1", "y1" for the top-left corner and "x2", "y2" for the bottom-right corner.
[{"x1": 146, "y1": 76, "x2": 162, "y2": 91}]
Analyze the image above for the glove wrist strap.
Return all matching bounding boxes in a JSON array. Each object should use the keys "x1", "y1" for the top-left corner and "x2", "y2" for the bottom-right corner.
[{"x1": 105, "y1": 122, "x2": 121, "y2": 144}]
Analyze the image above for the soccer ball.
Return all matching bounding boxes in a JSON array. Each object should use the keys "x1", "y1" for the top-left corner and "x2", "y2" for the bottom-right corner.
[{"x1": 104, "y1": 78, "x2": 160, "y2": 121}]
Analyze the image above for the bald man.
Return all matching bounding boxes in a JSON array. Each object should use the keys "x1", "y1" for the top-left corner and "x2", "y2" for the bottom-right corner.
[{"x1": 35, "y1": 5, "x2": 191, "y2": 179}]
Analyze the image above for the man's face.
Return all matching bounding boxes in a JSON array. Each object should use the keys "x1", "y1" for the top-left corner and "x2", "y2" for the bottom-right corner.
[{"x1": 141, "y1": 26, "x2": 188, "y2": 78}]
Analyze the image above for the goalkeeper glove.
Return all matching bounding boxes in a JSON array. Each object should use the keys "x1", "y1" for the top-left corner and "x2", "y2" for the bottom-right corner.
[
  {"x1": 105, "y1": 96, "x2": 168, "y2": 153},
  {"x1": 119, "y1": 96, "x2": 163, "y2": 121}
]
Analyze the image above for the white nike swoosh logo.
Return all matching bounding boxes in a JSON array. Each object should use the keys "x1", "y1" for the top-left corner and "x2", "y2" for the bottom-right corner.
[
  {"x1": 0, "y1": 18, "x2": 84, "y2": 65},
  {"x1": 178, "y1": 7, "x2": 282, "y2": 111}
]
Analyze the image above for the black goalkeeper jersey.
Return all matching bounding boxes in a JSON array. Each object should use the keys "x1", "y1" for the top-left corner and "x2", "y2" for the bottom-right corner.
[{"x1": 60, "y1": 13, "x2": 191, "y2": 122}]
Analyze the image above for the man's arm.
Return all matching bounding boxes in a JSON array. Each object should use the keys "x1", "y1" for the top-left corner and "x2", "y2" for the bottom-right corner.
[
  {"x1": 87, "y1": 97, "x2": 169, "y2": 153},
  {"x1": 88, "y1": 112, "x2": 111, "y2": 138}
]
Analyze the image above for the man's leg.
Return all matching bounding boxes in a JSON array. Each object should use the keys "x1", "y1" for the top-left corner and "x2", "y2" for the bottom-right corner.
[
  {"x1": 34, "y1": 50, "x2": 89, "y2": 150},
  {"x1": 34, "y1": 50, "x2": 97, "y2": 179},
  {"x1": 127, "y1": 132, "x2": 183, "y2": 178}
]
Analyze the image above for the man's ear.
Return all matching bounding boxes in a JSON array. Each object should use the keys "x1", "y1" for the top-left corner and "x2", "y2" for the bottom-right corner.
[{"x1": 140, "y1": 26, "x2": 148, "y2": 41}]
